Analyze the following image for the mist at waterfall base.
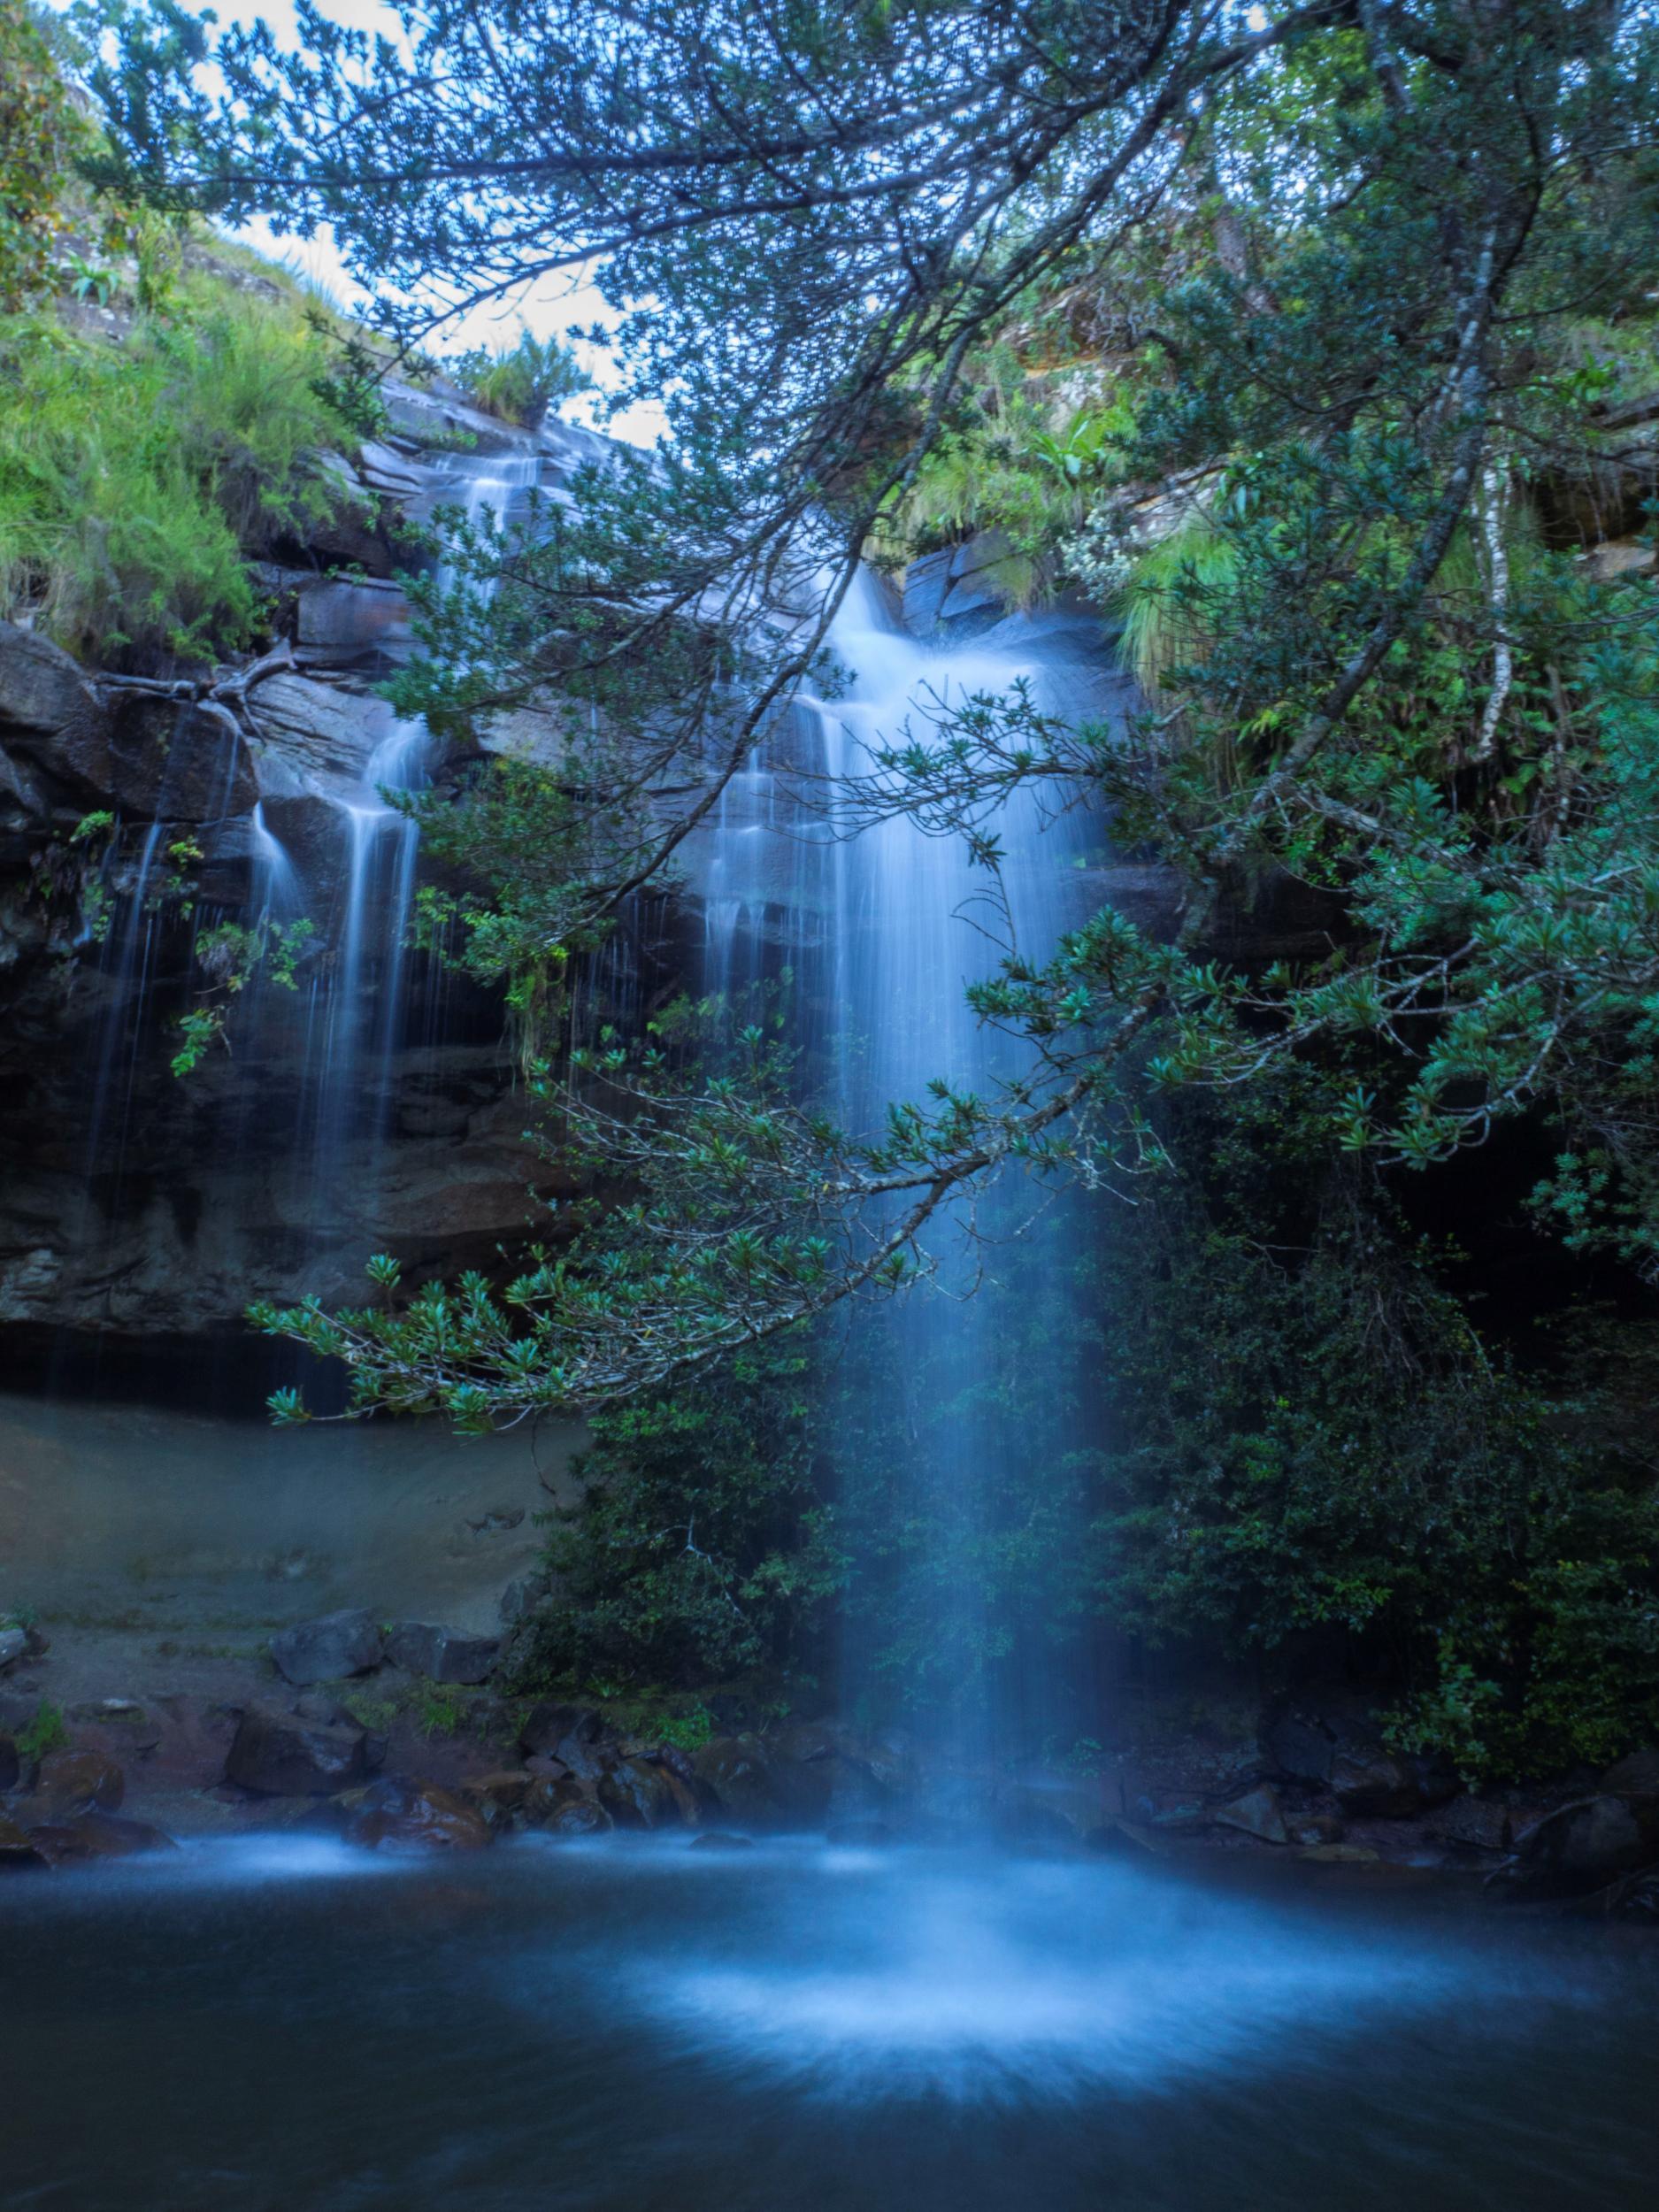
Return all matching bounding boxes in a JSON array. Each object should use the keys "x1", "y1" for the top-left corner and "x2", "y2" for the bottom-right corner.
[{"x1": 4, "y1": 1836, "x2": 1657, "y2": 2210}]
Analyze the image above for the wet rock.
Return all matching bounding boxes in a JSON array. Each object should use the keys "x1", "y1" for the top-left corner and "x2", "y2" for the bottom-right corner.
[
  {"x1": 0, "y1": 1813, "x2": 49, "y2": 1872},
  {"x1": 35, "y1": 1749, "x2": 124, "y2": 1813},
  {"x1": 341, "y1": 1776, "x2": 492, "y2": 1853},
  {"x1": 688, "y1": 1831, "x2": 755, "y2": 1852},
  {"x1": 1428, "y1": 1794, "x2": 1512, "y2": 1853},
  {"x1": 224, "y1": 1703, "x2": 376, "y2": 1795},
  {"x1": 295, "y1": 575, "x2": 412, "y2": 664},
  {"x1": 900, "y1": 549, "x2": 953, "y2": 634},
  {"x1": 0, "y1": 1624, "x2": 28, "y2": 1673},
  {"x1": 1292, "y1": 1813, "x2": 1347, "y2": 1847},
  {"x1": 1260, "y1": 1705, "x2": 1338, "y2": 1785},
  {"x1": 1601, "y1": 1749, "x2": 1659, "y2": 1798},
  {"x1": 691, "y1": 1734, "x2": 784, "y2": 1828},
  {"x1": 268, "y1": 1609, "x2": 385, "y2": 1687},
  {"x1": 385, "y1": 1622, "x2": 500, "y2": 1686},
  {"x1": 1211, "y1": 1785, "x2": 1292, "y2": 1845},
  {"x1": 597, "y1": 1757, "x2": 683, "y2": 1830},
  {"x1": 1508, "y1": 1794, "x2": 1659, "y2": 1893},
  {"x1": 1331, "y1": 1747, "x2": 1424, "y2": 1818},
  {"x1": 465, "y1": 1770, "x2": 535, "y2": 1816},
  {"x1": 518, "y1": 1701, "x2": 604, "y2": 1757},
  {"x1": 26, "y1": 1812, "x2": 174, "y2": 1864},
  {"x1": 531, "y1": 1784, "x2": 613, "y2": 1839}
]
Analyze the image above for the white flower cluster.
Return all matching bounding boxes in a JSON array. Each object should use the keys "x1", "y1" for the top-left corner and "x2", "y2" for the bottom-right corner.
[{"x1": 1059, "y1": 503, "x2": 1135, "y2": 603}]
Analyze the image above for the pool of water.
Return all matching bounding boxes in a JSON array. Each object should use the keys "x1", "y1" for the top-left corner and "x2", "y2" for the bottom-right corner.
[{"x1": 1, "y1": 1838, "x2": 1654, "y2": 2209}]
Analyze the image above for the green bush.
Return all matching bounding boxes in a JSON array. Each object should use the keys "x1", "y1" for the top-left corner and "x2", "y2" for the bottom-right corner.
[
  {"x1": 449, "y1": 330, "x2": 591, "y2": 430},
  {"x1": 0, "y1": 276, "x2": 359, "y2": 659},
  {"x1": 509, "y1": 1336, "x2": 841, "y2": 1692},
  {"x1": 1090, "y1": 1090, "x2": 1659, "y2": 1782}
]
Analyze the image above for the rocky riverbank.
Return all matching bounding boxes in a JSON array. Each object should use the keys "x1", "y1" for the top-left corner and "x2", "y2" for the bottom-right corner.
[{"x1": 4, "y1": 1601, "x2": 1656, "y2": 1917}]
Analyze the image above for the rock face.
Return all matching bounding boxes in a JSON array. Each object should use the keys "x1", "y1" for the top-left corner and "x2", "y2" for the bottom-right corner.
[
  {"x1": 0, "y1": 407, "x2": 618, "y2": 1357},
  {"x1": 269, "y1": 1609, "x2": 385, "y2": 1686},
  {"x1": 224, "y1": 1703, "x2": 379, "y2": 1794},
  {"x1": 386, "y1": 1622, "x2": 499, "y2": 1685}
]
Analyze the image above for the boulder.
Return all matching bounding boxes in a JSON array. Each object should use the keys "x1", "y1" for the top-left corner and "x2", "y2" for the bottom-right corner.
[
  {"x1": 899, "y1": 548, "x2": 954, "y2": 635},
  {"x1": 527, "y1": 1782, "x2": 612, "y2": 1839},
  {"x1": 1428, "y1": 1794, "x2": 1512, "y2": 1853},
  {"x1": 385, "y1": 1622, "x2": 500, "y2": 1686},
  {"x1": 35, "y1": 1749, "x2": 124, "y2": 1814},
  {"x1": 465, "y1": 1770, "x2": 534, "y2": 1816},
  {"x1": 0, "y1": 1813, "x2": 49, "y2": 1872},
  {"x1": 0, "y1": 622, "x2": 97, "y2": 742},
  {"x1": 1509, "y1": 1794, "x2": 1659, "y2": 1892},
  {"x1": 340, "y1": 1777, "x2": 492, "y2": 1853},
  {"x1": 295, "y1": 576, "x2": 412, "y2": 663},
  {"x1": 1602, "y1": 1749, "x2": 1659, "y2": 1799},
  {"x1": 1211, "y1": 1785, "x2": 1292, "y2": 1845},
  {"x1": 518, "y1": 1701, "x2": 604, "y2": 1757},
  {"x1": 597, "y1": 1757, "x2": 684, "y2": 1830},
  {"x1": 0, "y1": 1626, "x2": 26, "y2": 1674},
  {"x1": 690, "y1": 1734, "x2": 785, "y2": 1828},
  {"x1": 24, "y1": 1812, "x2": 174, "y2": 1864},
  {"x1": 268, "y1": 1609, "x2": 384, "y2": 1686},
  {"x1": 224, "y1": 1703, "x2": 377, "y2": 1796},
  {"x1": 1331, "y1": 1747, "x2": 1424, "y2": 1818},
  {"x1": 1260, "y1": 1705, "x2": 1339, "y2": 1785}
]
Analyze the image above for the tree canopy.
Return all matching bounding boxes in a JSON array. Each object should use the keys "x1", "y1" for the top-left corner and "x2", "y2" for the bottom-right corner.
[{"x1": 80, "y1": 0, "x2": 1659, "y2": 1420}]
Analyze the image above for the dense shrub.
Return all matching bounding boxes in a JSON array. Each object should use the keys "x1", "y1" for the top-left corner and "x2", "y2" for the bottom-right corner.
[
  {"x1": 449, "y1": 330, "x2": 591, "y2": 431},
  {"x1": 1089, "y1": 1091, "x2": 1659, "y2": 1781},
  {"x1": 0, "y1": 278, "x2": 360, "y2": 659},
  {"x1": 507, "y1": 1335, "x2": 842, "y2": 1693}
]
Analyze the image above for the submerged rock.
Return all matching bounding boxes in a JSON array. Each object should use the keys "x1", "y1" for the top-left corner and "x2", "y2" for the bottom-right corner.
[
  {"x1": 687, "y1": 1831, "x2": 755, "y2": 1852},
  {"x1": 386, "y1": 1621, "x2": 500, "y2": 1686},
  {"x1": 269, "y1": 1609, "x2": 385, "y2": 1687},
  {"x1": 224, "y1": 1703, "x2": 377, "y2": 1795}
]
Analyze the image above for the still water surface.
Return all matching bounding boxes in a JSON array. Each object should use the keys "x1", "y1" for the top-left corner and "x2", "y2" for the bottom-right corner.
[{"x1": 1, "y1": 1838, "x2": 1655, "y2": 2209}]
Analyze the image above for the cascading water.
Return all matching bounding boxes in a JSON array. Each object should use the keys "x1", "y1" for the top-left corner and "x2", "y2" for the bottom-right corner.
[{"x1": 702, "y1": 569, "x2": 1102, "y2": 1757}]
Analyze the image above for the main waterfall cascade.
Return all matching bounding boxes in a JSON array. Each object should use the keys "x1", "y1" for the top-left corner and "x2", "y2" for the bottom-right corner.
[{"x1": 702, "y1": 568, "x2": 1118, "y2": 1754}]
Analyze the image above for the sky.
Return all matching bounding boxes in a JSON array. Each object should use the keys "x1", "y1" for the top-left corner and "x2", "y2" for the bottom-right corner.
[{"x1": 64, "y1": 0, "x2": 667, "y2": 445}]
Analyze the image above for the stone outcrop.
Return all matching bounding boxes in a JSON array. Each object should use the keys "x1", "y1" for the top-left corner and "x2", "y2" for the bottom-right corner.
[
  {"x1": 0, "y1": 394, "x2": 616, "y2": 1356},
  {"x1": 269, "y1": 1609, "x2": 385, "y2": 1686}
]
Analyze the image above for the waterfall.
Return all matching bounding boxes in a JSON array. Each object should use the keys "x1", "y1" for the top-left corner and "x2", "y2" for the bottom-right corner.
[{"x1": 703, "y1": 569, "x2": 1105, "y2": 1756}]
